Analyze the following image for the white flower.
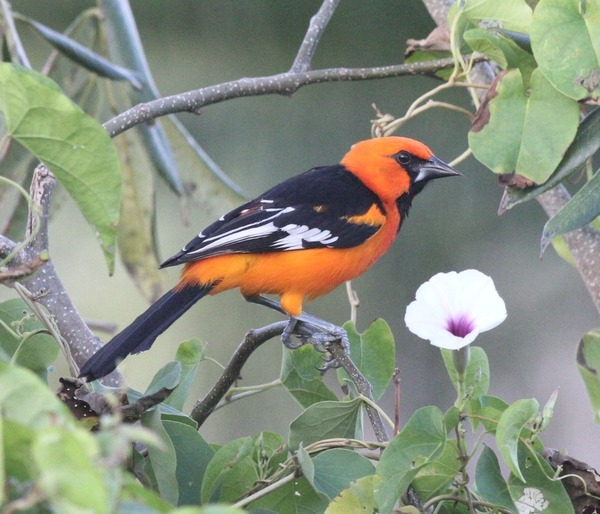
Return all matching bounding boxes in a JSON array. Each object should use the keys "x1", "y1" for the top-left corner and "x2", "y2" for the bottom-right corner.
[{"x1": 404, "y1": 270, "x2": 507, "y2": 350}]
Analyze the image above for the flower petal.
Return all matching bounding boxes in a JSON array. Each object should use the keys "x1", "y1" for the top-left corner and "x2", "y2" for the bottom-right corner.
[{"x1": 405, "y1": 269, "x2": 506, "y2": 350}]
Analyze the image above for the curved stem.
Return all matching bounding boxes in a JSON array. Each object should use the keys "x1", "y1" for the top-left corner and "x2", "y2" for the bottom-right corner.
[
  {"x1": 234, "y1": 472, "x2": 297, "y2": 509},
  {"x1": 358, "y1": 395, "x2": 395, "y2": 429},
  {"x1": 0, "y1": 175, "x2": 39, "y2": 269}
]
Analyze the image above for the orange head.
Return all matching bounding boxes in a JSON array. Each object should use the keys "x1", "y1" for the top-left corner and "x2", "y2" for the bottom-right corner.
[{"x1": 340, "y1": 137, "x2": 460, "y2": 204}]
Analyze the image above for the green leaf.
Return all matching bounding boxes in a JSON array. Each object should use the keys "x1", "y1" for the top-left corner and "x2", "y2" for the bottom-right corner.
[
  {"x1": 141, "y1": 408, "x2": 179, "y2": 506},
  {"x1": 162, "y1": 420, "x2": 215, "y2": 506},
  {"x1": 467, "y1": 395, "x2": 509, "y2": 433},
  {"x1": 500, "y1": 107, "x2": 600, "y2": 212},
  {"x1": 541, "y1": 167, "x2": 600, "y2": 254},
  {"x1": 4, "y1": 419, "x2": 34, "y2": 482},
  {"x1": 495, "y1": 398, "x2": 539, "y2": 481},
  {"x1": 464, "y1": 28, "x2": 537, "y2": 83},
  {"x1": 119, "y1": 476, "x2": 174, "y2": 512},
  {"x1": 443, "y1": 406, "x2": 461, "y2": 435},
  {"x1": 507, "y1": 443, "x2": 574, "y2": 513},
  {"x1": 499, "y1": 29, "x2": 532, "y2": 52},
  {"x1": 24, "y1": 17, "x2": 142, "y2": 88},
  {"x1": 0, "y1": 63, "x2": 121, "y2": 272},
  {"x1": 469, "y1": 68, "x2": 580, "y2": 184},
  {"x1": 338, "y1": 320, "x2": 395, "y2": 401},
  {"x1": 376, "y1": 406, "x2": 446, "y2": 513},
  {"x1": 200, "y1": 437, "x2": 253, "y2": 504},
  {"x1": 441, "y1": 346, "x2": 490, "y2": 401},
  {"x1": 251, "y1": 431, "x2": 289, "y2": 477},
  {"x1": 164, "y1": 339, "x2": 206, "y2": 411},
  {"x1": 0, "y1": 416, "x2": 4, "y2": 506},
  {"x1": 324, "y1": 475, "x2": 380, "y2": 514},
  {"x1": 0, "y1": 361, "x2": 72, "y2": 428},
  {"x1": 144, "y1": 361, "x2": 182, "y2": 398},
  {"x1": 288, "y1": 399, "x2": 362, "y2": 451},
  {"x1": 249, "y1": 475, "x2": 329, "y2": 513},
  {"x1": 0, "y1": 298, "x2": 59, "y2": 380},
  {"x1": 475, "y1": 445, "x2": 518, "y2": 513},
  {"x1": 577, "y1": 329, "x2": 600, "y2": 422},
  {"x1": 114, "y1": 127, "x2": 167, "y2": 303},
  {"x1": 281, "y1": 346, "x2": 337, "y2": 408},
  {"x1": 411, "y1": 440, "x2": 462, "y2": 501},
  {"x1": 457, "y1": 0, "x2": 533, "y2": 33},
  {"x1": 531, "y1": 0, "x2": 600, "y2": 100},
  {"x1": 33, "y1": 427, "x2": 109, "y2": 514},
  {"x1": 296, "y1": 444, "x2": 316, "y2": 491},
  {"x1": 126, "y1": 387, "x2": 197, "y2": 428},
  {"x1": 309, "y1": 449, "x2": 376, "y2": 500}
]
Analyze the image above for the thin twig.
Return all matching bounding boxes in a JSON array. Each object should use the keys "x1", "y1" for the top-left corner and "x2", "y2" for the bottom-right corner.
[
  {"x1": 234, "y1": 472, "x2": 297, "y2": 509},
  {"x1": 345, "y1": 281, "x2": 359, "y2": 324},
  {"x1": 394, "y1": 368, "x2": 401, "y2": 436},
  {"x1": 0, "y1": 0, "x2": 32, "y2": 67},
  {"x1": 327, "y1": 341, "x2": 389, "y2": 443},
  {"x1": 421, "y1": 493, "x2": 514, "y2": 514},
  {"x1": 290, "y1": 0, "x2": 340, "y2": 73}
]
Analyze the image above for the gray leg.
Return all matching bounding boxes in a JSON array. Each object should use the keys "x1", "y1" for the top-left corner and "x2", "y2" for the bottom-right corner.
[{"x1": 243, "y1": 295, "x2": 350, "y2": 369}]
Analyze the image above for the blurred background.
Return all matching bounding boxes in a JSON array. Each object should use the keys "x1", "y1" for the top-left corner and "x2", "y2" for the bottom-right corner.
[{"x1": 6, "y1": 0, "x2": 600, "y2": 466}]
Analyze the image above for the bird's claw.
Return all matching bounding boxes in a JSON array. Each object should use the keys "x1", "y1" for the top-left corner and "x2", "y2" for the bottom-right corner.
[
  {"x1": 316, "y1": 355, "x2": 343, "y2": 372},
  {"x1": 280, "y1": 316, "x2": 350, "y2": 373},
  {"x1": 282, "y1": 318, "x2": 303, "y2": 349}
]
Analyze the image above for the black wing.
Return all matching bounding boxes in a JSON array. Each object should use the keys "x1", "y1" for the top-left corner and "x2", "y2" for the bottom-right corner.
[{"x1": 161, "y1": 165, "x2": 385, "y2": 268}]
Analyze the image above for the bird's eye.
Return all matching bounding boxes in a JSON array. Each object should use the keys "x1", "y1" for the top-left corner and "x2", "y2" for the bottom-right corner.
[{"x1": 396, "y1": 151, "x2": 411, "y2": 165}]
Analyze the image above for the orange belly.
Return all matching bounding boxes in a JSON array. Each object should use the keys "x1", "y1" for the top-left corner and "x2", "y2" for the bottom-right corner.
[{"x1": 179, "y1": 211, "x2": 399, "y2": 316}]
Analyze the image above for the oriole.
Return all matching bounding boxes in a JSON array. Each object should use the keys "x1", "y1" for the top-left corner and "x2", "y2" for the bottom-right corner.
[{"x1": 80, "y1": 137, "x2": 460, "y2": 381}]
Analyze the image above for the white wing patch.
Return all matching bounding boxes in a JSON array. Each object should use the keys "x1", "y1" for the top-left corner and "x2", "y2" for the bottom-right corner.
[
  {"x1": 190, "y1": 222, "x2": 280, "y2": 254},
  {"x1": 181, "y1": 204, "x2": 341, "y2": 256},
  {"x1": 271, "y1": 224, "x2": 339, "y2": 250},
  {"x1": 184, "y1": 207, "x2": 294, "y2": 255}
]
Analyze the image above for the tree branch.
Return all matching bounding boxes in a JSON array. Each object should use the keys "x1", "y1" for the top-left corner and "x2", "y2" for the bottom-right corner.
[
  {"x1": 190, "y1": 315, "x2": 390, "y2": 444},
  {"x1": 290, "y1": 0, "x2": 339, "y2": 73},
  {"x1": 103, "y1": 56, "x2": 477, "y2": 138},
  {"x1": 537, "y1": 186, "x2": 600, "y2": 314},
  {"x1": 191, "y1": 321, "x2": 289, "y2": 427},
  {"x1": 8, "y1": 165, "x2": 124, "y2": 386}
]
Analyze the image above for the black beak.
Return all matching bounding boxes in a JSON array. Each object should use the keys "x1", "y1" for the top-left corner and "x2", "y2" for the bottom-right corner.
[{"x1": 415, "y1": 156, "x2": 462, "y2": 183}]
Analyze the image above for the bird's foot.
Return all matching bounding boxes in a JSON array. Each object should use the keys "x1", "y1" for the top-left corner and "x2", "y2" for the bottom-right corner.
[
  {"x1": 243, "y1": 295, "x2": 350, "y2": 371},
  {"x1": 285, "y1": 315, "x2": 350, "y2": 371}
]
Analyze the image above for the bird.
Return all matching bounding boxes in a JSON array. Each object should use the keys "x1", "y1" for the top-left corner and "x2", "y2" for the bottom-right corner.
[{"x1": 79, "y1": 137, "x2": 461, "y2": 381}]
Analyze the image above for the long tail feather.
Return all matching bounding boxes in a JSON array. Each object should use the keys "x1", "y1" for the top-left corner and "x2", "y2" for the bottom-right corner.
[{"x1": 79, "y1": 283, "x2": 213, "y2": 381}]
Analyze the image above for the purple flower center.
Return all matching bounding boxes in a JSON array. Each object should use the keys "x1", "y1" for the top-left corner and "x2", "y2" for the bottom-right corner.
[{"x1": 446, "y1": 314, "x2": 474, "y2": 338}]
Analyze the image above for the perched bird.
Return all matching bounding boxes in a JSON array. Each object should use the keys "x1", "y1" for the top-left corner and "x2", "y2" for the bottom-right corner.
[{"x1": 80, "y1": 137, "x2": 460, "y2": 381}]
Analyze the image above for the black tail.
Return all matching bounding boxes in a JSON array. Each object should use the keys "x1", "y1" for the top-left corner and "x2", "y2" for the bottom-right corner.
[{"x1": 79, "y1": 283, "x2": 213, "y2": 381}]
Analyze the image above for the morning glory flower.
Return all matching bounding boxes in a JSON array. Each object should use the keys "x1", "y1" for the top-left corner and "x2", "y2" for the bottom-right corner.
[{"x1": 404, "y1": 270, "x2": 507, "y2": 351}]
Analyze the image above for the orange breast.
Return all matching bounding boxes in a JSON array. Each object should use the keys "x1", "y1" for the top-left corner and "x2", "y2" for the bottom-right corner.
[{"x1": 179, "y1": 204, "x2": 400, "y2": 316}]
